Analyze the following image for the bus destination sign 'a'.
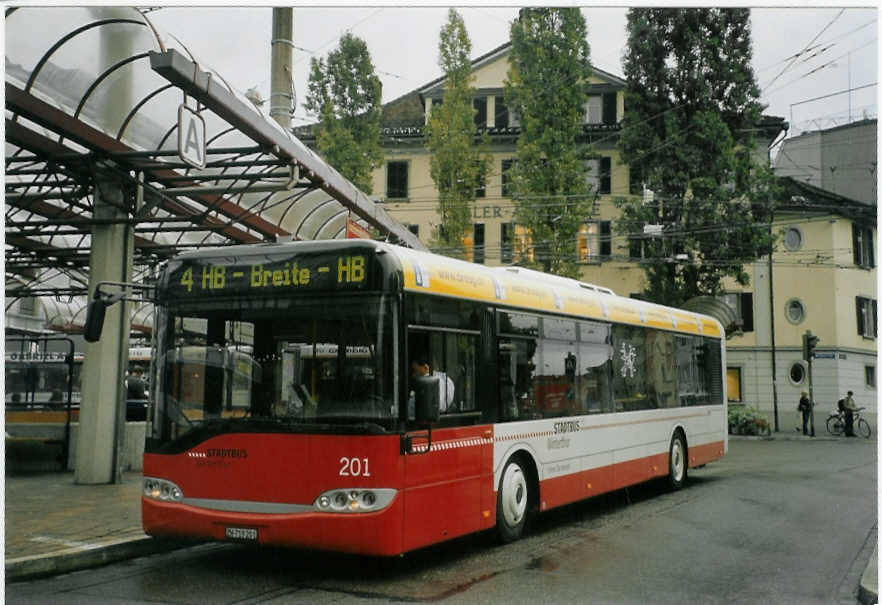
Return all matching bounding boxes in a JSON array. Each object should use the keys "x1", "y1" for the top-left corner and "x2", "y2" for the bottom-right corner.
[{"x1": 165, "y1": 251, "x2": 372, "y2": 298}]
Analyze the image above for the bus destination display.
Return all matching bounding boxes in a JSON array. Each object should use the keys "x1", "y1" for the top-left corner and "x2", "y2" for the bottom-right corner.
[{"x1": 167, "y1": 253, "x2": 371, "y2": 297}]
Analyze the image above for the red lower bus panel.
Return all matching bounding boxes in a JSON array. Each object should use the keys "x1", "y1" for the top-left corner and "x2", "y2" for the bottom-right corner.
[
  {"x1": 401, "y1": 426, "x2": 494, "y2": 552},
  {"x1": 535, "y1": 442, "x2": 724, "y2": 512},
  {"x1": 688, "y1": 440, "x2": 725, "y2": 467}
]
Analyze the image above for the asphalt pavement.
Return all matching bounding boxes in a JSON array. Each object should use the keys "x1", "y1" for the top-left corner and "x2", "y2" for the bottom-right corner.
[{"x1": 4, "y1": 432, "x2": 877, "y2": 604}]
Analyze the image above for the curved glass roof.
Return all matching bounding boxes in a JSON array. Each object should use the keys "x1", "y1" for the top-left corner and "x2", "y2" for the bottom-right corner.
[{"x1": 5, "y1": 6, "x2": 420, "y2": 333}]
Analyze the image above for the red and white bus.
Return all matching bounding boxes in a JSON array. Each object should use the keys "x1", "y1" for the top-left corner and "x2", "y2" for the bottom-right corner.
[{"x1": 138, "y1": 239, "x2": 726, "y2": 555}]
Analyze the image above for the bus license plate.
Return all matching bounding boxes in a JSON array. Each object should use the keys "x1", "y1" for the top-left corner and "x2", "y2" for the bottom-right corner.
[{"x1": 225, "y1": 527, "x2": 258, "y2": 542}]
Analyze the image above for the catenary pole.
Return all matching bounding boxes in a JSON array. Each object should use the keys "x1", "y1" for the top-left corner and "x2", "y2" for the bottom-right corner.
[{"x1": 270, "y1": 7, "x2": 294, "y2": 132}]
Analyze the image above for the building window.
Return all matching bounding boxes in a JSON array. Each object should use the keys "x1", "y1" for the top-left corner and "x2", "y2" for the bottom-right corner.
[
  {"x1": 585, "y1": 95, "x2": 603, "y2": 124},
  {"x1": 783, "y1": 227, "x2": 803, "y2": 251},
  {"x1": 474, "y1": 173, "x2": 486, "y2": 198},
  {"x1": 577, "y1": 221, "x2": 611, "y2": 262},
  {"x1": 494, "y1": 96, "x2": 508, "y2": 128},
  {"x1": 407, "y1": 223, "x2": 419, "y2": 238},
  {"x1": 856, "y1": 296, "x2": 877, "y2": 338},
  {"x1": 602, "y1": 92, "x2": 616, "y2": 124},
  {"x1": 726, "y1": 367, "x2": 742, "y2": 402},
  {"x1": 514, "y1": 224, "x2": 533, "y2": 263},
  {"x1": 853, "y1": 224, "x2": 875, "y2": 268},
  {"x1": 584, "y1": 93, "x2": 617, "y2": 125},
  {"x1": 501, "y1": 159, "x2": 517, "y2": 198},
  {"x1": 473, "y1": 223, "x2": 485, "y2": 265},
  {"x1": 854, "y1": 224, "x2": 875, "y2": 268},
  {"x1": 721, "y1": 293, "x2": 754, "y2": 333},
  {"x1": 789, "y1": 361, "x2": 806, "y2": 386},
  {"x1": 785, "y1": 299, "x2": 806, "y2": 324},
  {"x1": 501, "y1": 223, "x2": 513, "y2": 264},
  {"x1": 473, "y1": 97, "x2": 487, "y2": 129},
  {"x1": 866, "y1": 365, "x2": 876, "y2": 389},
  {"x1": 386, "y1": 161, "x2": 408, "y2": 199},
  {"x1": 586, "y1": 157, "x2": 611, "y2": 194}
]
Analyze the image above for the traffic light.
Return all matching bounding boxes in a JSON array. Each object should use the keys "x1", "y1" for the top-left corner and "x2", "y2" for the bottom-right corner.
[{"x1": 802, "y1": 330, "x2": 820, "y2": 361}]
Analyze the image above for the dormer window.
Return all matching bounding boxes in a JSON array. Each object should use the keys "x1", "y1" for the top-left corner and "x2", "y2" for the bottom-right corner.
[
  {"x1": 474, "y1": 97, "x2": 487, "y2": 129},
  {"x1": 495, "y1": 96, "x2": 509, "y2": 128},
  {"x1": 584, "y1": 92, "x2": 617, "y2": 125}
]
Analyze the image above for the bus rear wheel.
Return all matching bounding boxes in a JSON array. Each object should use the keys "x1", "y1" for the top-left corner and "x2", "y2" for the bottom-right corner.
[
  {"x1": 668, "y1": 432, "x2": 687, "y2": 490},
  {"x1": 497, "y1": 457, "x2": 529, "y2": 543}
]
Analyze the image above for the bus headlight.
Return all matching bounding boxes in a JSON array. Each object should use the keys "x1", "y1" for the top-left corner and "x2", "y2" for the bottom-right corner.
[
  {"x1": 143, "y1": 477, "x2": 184, "y2": 502},
  {"x1": 313, "y1": 488, "x2": 396, "y2": 513}
]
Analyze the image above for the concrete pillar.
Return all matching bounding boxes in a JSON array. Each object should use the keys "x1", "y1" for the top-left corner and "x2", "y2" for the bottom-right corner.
[
  {"x1": 75, "y1": 174, "x2": 133, "y2": 484},
  {"x1": 270, "y1": 7, "x2": 294, "y2": 132}
]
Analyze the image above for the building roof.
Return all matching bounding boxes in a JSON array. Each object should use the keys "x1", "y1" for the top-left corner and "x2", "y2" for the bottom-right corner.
[
  {"x1": 416, "y1": 40, "x2": 627, "y2": 97},
  {"x1": 777, "y1": 176, "x2": 876, "y2": 225}
]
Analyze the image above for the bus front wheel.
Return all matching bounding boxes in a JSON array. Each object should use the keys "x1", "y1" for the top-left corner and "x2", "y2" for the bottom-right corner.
[
  {"x1": 668, "y1": 431, "x2": 688, "y2": 490},
  {"x1": 497, "y1": 457, "x2": 529, "y2": 543}
]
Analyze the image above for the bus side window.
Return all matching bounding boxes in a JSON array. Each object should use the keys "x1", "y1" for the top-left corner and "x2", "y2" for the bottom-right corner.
[
  {"x1": 498, "y1": 338, "x2": 537, "y2": 420},
  {"x1": 611, "y1": 325, "x2": 648, "y2": 412},
  {"x1": 578, "y1": 341, "x2": 613, "y2": 414}
]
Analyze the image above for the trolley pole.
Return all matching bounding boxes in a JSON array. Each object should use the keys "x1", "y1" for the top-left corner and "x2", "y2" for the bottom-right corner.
[{"x1": 807, "y1": 355, "x2": 816, "y2": 437}]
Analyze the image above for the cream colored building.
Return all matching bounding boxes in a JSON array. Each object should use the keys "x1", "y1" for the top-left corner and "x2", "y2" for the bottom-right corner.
[{"x1": 723, "y1": 178, "x2": 877, "y2": 424}]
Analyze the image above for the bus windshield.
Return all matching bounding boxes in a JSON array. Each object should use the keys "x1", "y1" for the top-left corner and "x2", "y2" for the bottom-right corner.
[{"x1": 152, "y1": 294, "x2": 397, "y2": 444}]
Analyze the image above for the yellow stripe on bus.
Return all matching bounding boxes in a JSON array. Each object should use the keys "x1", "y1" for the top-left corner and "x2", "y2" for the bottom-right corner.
[{"x1": 396, "y1": 248, "x2": 721, "y2": 337}]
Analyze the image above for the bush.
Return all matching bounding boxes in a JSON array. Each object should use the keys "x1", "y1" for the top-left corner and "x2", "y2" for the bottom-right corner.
[{"x1": 728, "y1": 405, "x2": 771, "y2": 436}]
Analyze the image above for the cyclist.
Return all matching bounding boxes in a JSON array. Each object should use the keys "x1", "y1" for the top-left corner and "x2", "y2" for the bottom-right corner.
[{"x1": 842, "y1": 390, "x2": 858, "y2": 437}]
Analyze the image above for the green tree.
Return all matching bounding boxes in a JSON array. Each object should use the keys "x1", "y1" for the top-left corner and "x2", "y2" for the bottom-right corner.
[
  {"x1": 504, "y1": 8, "x2": 594, "y2": 277},
  {"x1": 305, "y1": 32, "x2": 383, "y2": 194},
  {"x1": 425, "y1": 9, "x2": 491, "y2": 258},
  {"x1": 616, "y1": 8, "x2": 778, "y2": 306}
]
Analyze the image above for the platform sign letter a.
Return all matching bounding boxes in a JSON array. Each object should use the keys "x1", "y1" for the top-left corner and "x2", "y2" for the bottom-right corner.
[{"x1": 178, "y1": 104, "x2": 206, "y2": 169}]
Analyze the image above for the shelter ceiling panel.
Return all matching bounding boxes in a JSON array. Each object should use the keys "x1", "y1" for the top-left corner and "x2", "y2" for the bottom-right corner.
[
  {"x1": 296, "y1": 201, "x2": 347, "y2": 241},
  {"x1": 317, "y1": 212, "x2": 352, "y2": 241}
]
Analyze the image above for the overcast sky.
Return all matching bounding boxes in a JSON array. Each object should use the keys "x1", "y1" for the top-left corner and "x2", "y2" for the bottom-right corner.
[{"x1": 147, "y1": 4, "x2": 878, "y2": 140}]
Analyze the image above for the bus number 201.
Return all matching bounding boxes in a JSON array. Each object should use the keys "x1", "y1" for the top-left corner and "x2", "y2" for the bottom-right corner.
[{"x1": 339, "y1": 457, "x2": 371, "y2": 477}]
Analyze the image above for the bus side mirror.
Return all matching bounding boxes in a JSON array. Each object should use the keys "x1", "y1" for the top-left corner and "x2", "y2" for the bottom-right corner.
[
  {"x1": 83, "y1": 297, "x2": 109, "y2": 343},
  {"x1": 413, "y1": 374, "x2": 440, "y2": 424}
]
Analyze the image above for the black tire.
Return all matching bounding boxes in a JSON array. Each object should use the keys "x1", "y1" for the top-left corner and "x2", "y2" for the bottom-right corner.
[
  {"x1": 826, "y1": 415, "x2": 843, "y2": 436},
  {"x1": 496, "y1": 456, "x2": 529, "y2": 543},
  {"x1": 668, "y1": 431, "x2": 688, "y2": 490},
  {"x1": 858, "y1": 418, "x2": 871, "y2": 439}
]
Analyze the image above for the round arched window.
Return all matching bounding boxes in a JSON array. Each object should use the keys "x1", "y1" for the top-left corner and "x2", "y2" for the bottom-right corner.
[
  {"x1": 790, "y1": 362, "x2": 806, "y2": 385},
  {"x1": 786, "y1": 299, "x2": 805, "y2": 324},
  {"x1": 784, "y1": 227, "x2": 803, "y2": 251}
]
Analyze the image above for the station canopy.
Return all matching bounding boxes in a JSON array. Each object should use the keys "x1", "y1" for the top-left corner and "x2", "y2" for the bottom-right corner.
[{"x1": 5, "y1": 6, "x2": 422, "y2": 334}]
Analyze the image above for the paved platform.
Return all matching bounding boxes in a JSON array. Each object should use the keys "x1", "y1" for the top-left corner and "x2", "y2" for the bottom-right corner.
[{"x1": 5, "y1": 470, "x2": 185, "y2": 582}]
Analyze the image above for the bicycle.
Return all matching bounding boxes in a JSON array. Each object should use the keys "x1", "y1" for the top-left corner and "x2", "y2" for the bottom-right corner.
[{"x1": 825, "y1": 406, "x2": 872, "y2": 438}]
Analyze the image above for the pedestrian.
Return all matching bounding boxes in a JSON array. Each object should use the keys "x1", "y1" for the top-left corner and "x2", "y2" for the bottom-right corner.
[
  {"x1": 842, "y1": 390, "x2": 858, "y2": 437},
  {"x1": 126, "y1": 367, "x2": 147, "y2": 400},
  {"x1": 797, "y1": 391, "x2": 811, "y2": 435}
]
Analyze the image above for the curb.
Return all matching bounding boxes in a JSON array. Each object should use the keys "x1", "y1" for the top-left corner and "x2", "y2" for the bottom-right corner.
[
  {"x1": 5, "y1": 535, "x2": 190, "y2": 583},
  {"x1": 858, "y1": 544, "x2": 878, "y2": 605},
  {"x1": 729, "y1": 433, "x2": 862, "y2": 442}
]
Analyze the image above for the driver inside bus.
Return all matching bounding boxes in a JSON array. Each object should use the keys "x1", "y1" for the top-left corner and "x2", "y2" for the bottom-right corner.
[{"x1": 408, "y1": 355, "x2": 454, "y2": 418}]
